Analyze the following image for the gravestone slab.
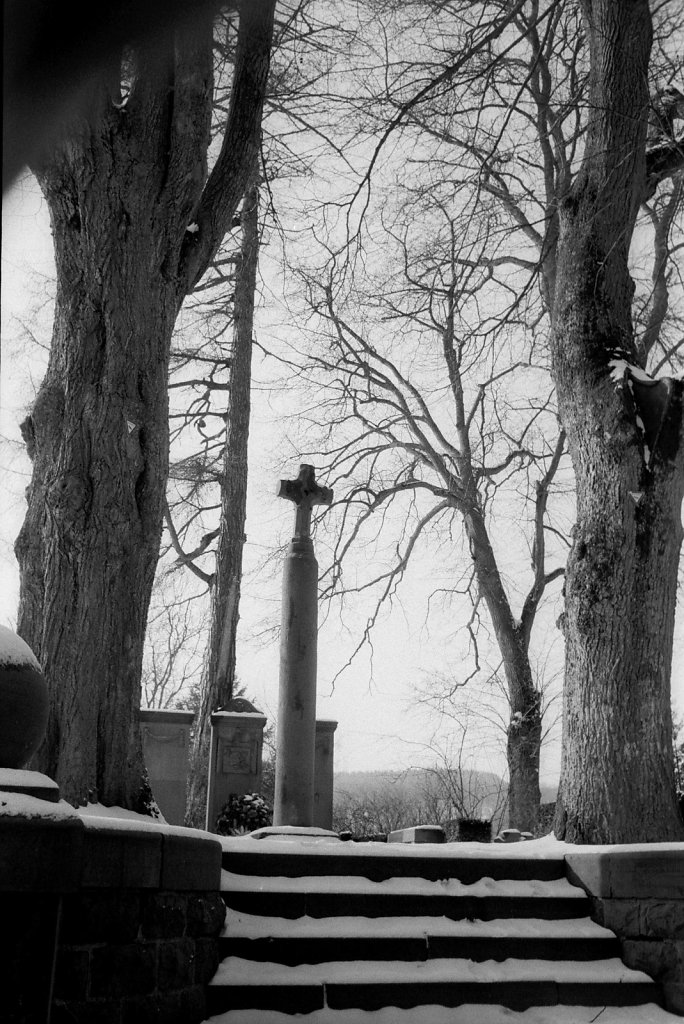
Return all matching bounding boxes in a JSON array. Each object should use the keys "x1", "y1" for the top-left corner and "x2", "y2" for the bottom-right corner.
[
  {"x1": 140, "y1": 710, "x2": 195, "y2": 825},
  {"x1": 206, "y1": 710, "x2": 267, "y2": 833}
]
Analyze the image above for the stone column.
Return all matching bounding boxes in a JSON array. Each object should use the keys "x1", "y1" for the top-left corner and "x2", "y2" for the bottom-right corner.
[
  {"x1": 314, "y1": 719, "x2": 338, "y2": 830},
  {"x1": 273, "y1": 465, "x2": 333, "y2": 827},
  {"x1": 140, "y1": 709, "x2": 195, "y2": 825},
  {"x1": 206, "y1": 706, "x2": 267, "y2": 832}
]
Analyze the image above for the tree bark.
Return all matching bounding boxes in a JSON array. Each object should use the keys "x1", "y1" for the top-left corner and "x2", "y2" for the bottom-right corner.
[
  {"x1": 15, "y1": 2, "x2": 275, "y2": 809},
  {"x1": 185, "y1": 177, "x2": 259, "y2": 828},
  {"x1": 551, "y1": 0, "x2": 684, "y2": 843}
]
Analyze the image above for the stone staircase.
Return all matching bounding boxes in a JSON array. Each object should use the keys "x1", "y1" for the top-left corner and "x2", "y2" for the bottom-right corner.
[{"x1": 206, "y1": 841, "x2": 666, "y2": 1019}]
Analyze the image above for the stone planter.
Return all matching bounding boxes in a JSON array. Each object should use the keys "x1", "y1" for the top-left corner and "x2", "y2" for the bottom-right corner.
[{"x1": 0, "y1": 625, "x2": 48, "y2": 769}]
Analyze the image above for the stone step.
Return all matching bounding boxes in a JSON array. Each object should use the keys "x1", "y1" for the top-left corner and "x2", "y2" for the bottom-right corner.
[
  {"x1": 221, "y1": 871, "x2": 590, "y2": 921},
  {"x1": 221, "y1": 910, "x2": 620, "y2": 966},
  {"x1": 221, "y1": 847, "x2": 567, "y2": 883},
  {"x1": 220, "y1": 933, "x2": 620, "y2": 965},
  {"x1": 223, "y1": 889, "x2": 591, "y2": 921},
  {"x1": 206, "y1": 956, "x2": 662, "y2": 1016},
  {"x1": 210, "y1": 845, "x2": 671, "y2": 1020}
]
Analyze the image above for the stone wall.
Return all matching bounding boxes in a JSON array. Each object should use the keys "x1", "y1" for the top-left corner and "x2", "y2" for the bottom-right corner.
[
  {"x1": 2, "y1": 797, "x2": 225, "y2": 1024},
  {"x1": 566, "y1": 848, "x2": 684, "y2": 1016},
  {"x1": 52, "y1": 887, "x2": 225, "y2": 1022}
]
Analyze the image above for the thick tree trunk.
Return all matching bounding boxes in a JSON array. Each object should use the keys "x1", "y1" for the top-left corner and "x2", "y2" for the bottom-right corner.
[
  {"x1": 185, "y1": 180, "x2": 259, "y2": 828},
  {"x1": 14, "y1": 3, "x2": 275, "y2": 810},
  {"x1": 551, "y1": 0, "x2": 684, "y2": 842},
  {"x1": 16, "y1": 120, "x2": 179, "y2": 809}
]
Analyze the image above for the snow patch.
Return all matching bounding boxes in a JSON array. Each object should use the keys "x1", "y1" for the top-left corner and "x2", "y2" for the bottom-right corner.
[
  {"x1": 0, "y1": 624, "x2": 41, "y2": 670},
  {"x1": 249, "y1": 825, "x2": 340, "y2": 842},
  {"x1": 0, "y1": 791, "x2": 79, "y2": 820},
  {"x1": 76, "y1": 802, "x2": 166, "y2": 825},
  {"x1": 186, "y1": 222, "x2": 200, "y2": 234},
  {"x1": 609, "y1": 359, "x2": 655, "y2": 384},
  {"x1": 75, "y1": 805, "x2": 227, "y2": 843}
]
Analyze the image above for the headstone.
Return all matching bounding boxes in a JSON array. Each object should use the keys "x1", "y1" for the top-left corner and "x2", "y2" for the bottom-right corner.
[
  {"x1": 388, "y1": 825, "x2": 446, "y2": 844},
  {"x1": 313, "y1": 719, "x2": 337, "y2": 830},
  {"x1": 206, "y1": 707, "x2": 267, "y2": 832},
  {"x1": 140, "y1": 709, "x2": 195, "y2": 825},
  {"x1": 273, "y1": 464, "x2": 333, "y2": 827},
  {"x1": 494, "y1": 827, "x2": 533, "y2": 843}
]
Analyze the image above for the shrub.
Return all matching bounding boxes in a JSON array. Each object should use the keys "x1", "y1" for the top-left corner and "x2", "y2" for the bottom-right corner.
[
  {"x1": 215, "y1": 792, "x2": 272, "y2": 836},
  {"x1": 457, "y1": 817, "x2": 491, "y2": 843}
]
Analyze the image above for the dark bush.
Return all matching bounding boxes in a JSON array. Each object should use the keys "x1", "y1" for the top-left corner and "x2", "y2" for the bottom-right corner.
[{"x1": 457, "y1": 818, "x2": 491, "y2": 843}]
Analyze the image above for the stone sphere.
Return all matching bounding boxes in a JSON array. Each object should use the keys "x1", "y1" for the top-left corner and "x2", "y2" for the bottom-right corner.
[{"x1": 0, "y1": 625, "x2": 49, "y2": 769}]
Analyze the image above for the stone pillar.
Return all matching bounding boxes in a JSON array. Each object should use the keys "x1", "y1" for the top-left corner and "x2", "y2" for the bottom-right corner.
[
  {"x1": 273, "y1": 465, "x2": 333, "y2": 826},
  {"x1": 140, "y1": 709, "x2": 195, "y2": 825},
  {"x1": 313, "y1": 719, "x2": 337, "y2": 830},
  {"x1": 206, "y1": 708, "x2": 267, "y2": 833}
]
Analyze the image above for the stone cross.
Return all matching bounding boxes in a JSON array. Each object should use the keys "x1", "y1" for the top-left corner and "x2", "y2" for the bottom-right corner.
[
  {"x1": 277, "y1": 464, "x2": 333, "y2": 540},
  {"x1": 272, "y1": 464, "x2": 333, "y2": 827}
]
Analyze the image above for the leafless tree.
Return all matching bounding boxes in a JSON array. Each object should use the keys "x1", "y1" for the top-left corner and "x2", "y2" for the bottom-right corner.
[{"x1": 289, "y1": 0, "x2": 684, "y2": 841}]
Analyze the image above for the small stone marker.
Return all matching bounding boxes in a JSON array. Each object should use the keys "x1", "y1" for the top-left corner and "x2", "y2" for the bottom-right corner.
[
  {"x1": 494, "y1": 828, "x2": 534, "y2": 843},
  {"x1": 273, "y1": 465, "x2": 333, "y2": 827},
  {"x1": 388, "y1": 825, "x2": 446, "y2": 845}
]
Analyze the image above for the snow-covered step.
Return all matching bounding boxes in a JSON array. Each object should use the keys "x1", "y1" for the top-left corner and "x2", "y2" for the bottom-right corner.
[
  {"x1": 223, "y1": 909, "x2": 613, "y2": 939},
  {"x1": 204, "y1": 1003, "x2": 684, "y2": 1023},
  {"x1": 221, "y1": 840, "x2": 568, "y2": 883},
  {"x1": 221, "y1": 870, "x2": 591, "y2": 922},
  {"x1": 220, "y1": 910, "x2": 620, "y2": 965},
  {"x1": 209, "y1": 842, "x2": 667, "y2": 1019},
  {"x1": 221, "y1": 872, "x2": 584, "y2": 897},
  {"x1": 206, "y1": 954, "x2": 662, "y2": 1016}
]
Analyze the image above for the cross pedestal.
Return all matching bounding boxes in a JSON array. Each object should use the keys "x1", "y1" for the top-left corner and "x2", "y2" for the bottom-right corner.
[{"x1": 273, "y1": 465, "x2": 332, "y2": 827}]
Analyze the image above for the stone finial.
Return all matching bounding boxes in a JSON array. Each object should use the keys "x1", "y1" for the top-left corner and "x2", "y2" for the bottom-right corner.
[{"x1": 277, "y1": 464, "x2": 333, "y2": 539}]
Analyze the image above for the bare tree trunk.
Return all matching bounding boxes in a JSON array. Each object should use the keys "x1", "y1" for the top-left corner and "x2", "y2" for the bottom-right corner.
[
  {"x1": 185, "y1": 178, "x2": 259, "y2": 828},
  {"x1": 551, "y1": 0, "x2": 684, "y2": 843},
  {"x1": 14, "y1": 3, "x2": 275, "y2": 809},
  {"x1": 463, "y1": 510, "x2": 541, "y2": 833}
]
